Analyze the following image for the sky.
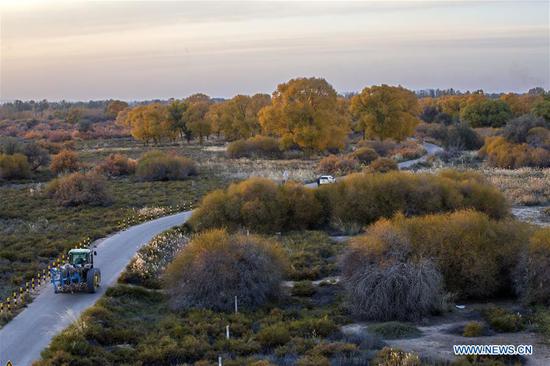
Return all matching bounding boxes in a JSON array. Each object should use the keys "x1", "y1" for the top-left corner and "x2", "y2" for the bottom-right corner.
[{"x1": 0, "y1": 0, "x2": 549, "y2": 101}]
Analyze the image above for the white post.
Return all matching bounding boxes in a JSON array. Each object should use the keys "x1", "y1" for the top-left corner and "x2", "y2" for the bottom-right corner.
[
  {"x1": 234, "y1": 296, "x2": 238, "y2": 314},
  {"x1": 226, "y1": 325, "x2": 230, "y2": 339},
  {"x1": 218, "y1": 356, "x2": 222, "y2": 366}
]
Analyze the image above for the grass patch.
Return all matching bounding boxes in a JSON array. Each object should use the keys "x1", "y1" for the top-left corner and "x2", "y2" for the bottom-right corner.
[{"x1": 367, "y1": 322, "x2": 422, "y2": 339}]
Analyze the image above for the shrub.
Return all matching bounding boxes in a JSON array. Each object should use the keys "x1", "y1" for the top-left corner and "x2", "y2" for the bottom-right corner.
[
  {"x1": 481, "y1": 306, "x2": 525, "y2": 333},
  {"x1": 342, "y1": 248, "x2": 445, "y2": 321},
  {"x1": 164, "y1": 229, "x2": 288, "y2": 311},
  {"x1": 227, "y1": 136, "x2": 282, "y2": 159},
  {"x1": 289, "y1": 317, "x2": 338, "y2": 337},
  {"x1": 502, "y1": 114, "x2": 548, "y2": 144},
  {"x1": 256, "y1": 323, "x2": 291, "y2": 348},
  {"x1": 364, "y1": 158, "x2": 398, "y2": 173},
  {"x1": 390, "y1": 141, "x2": 426, "y2": 161},
  {"x1": 444, "y1": 123, "x2": 483, "y2": 150},
  {"x1": 317, "y1": 154, "x2": 359, "y2": 176},
  {"x1": 463, "y1": 321, "x2": 484, "y2": 337},
  {"x1": 22, "y1": 141, "x2": 50, "y2": 171},
  {"x1": 344, "y1": 211, "x2": 528, "y2": 300},
  {"x1": 319, "y1": 170, "x2": 508, "y2": 230},
  {"x1": 357, "y1": 139, "x2": 396, "y2": 157},
  {"x1": 96, "y1": 153, "x2": 136, "y2": 177},
  {"x1": 291, "y1": 281, "x2": 316, "y2": 297},
  {"x1": 46, "y1": 172, "x2": 112, "y2": 206},
  {"x1": 189, "y1": 178, "x2": 321, "y2": 233},
  {"x1": 50, "y1": 149, "x2": 79, "y2": 174},
  {"x1": 415, "y1": 122, "x2": 448, "y2": 143},
  {"x1": 514, "y1": 228, "x2": 550, "y2": 305},
  {"x1": 296, "y1": 355, "x2": 330, "y2": 366},
  {"x1": 0, "y1": 153, "x2": 31, "y2": 179},
  {"x1": 480, "y1": 136, "x2": 550, "y2": 168},
  {"x1": 526, "y1": 126, "x2": 550, "y2": 149},
  {"x1": 351, "y1": 147, "x2": 379, "y2": 164},
  {"x1": 136, "y1": 150, "x2": 197, "y2": 181}
]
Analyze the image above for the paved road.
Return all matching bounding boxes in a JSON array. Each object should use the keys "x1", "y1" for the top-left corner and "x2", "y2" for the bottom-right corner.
[
  {"x1": 398, "y1": 142, "x2": 443, "y2": 169},
  {"x1": 0, "y1": 211, "x2": 192, "y2": 366}
]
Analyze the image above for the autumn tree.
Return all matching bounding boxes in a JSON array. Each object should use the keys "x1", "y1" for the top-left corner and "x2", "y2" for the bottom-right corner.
[
  {"x1": 350, "y1": 85, "x2": 420, "y2": 141},
  {"x1": 123, "y1": 103, "x2": 174, "y2": 144},
  {"x1": 105, "y1": 100, "x2": 129, "y2": 119},
  {"x1": 186, "y1": 93, "x2": 212, "y2": 144},
  {"x1": 65, "y1": 108, "x2": 82, "y2": 125},
  {"x1": 166, "y1": 99, "x2": 191, "y2": 141},
  {"x1": 532, "y1": 98, "x2": 550, "y2": 122},
  {"x1": 460, "y1": 99, "x2": 512, "y2": 127},
  {"x1": 211, "y1": 94, "x2": 271, "y2": 141},
  {"x1": 259, "y1": 77, "x2": 349, "y2": 152}
]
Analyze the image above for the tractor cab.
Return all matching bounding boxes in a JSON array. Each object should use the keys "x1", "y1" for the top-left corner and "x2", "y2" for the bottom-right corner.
[{"x1": 68, "y1": 248, "x2": 94, "y2": 268}]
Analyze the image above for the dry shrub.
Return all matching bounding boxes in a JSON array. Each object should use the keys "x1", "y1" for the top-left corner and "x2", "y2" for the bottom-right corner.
[
  {"x1": 0, "y1": 153, "x2": 31, "y2": 180},
  {"x1": 318, "y1": 170, "x2": 508, "y2": 230},
  {"x1": 164, "y1": 229, "x2": 288, "y2": 311},
  {"x1": 526, "y1": 127, "x2": 550, "y2": 149},
  {"x1": 189, "y1": 178, "x2": 321, "y2": 233},
  {"x1": 364, "y1": 158, "x2": 398, "y2": 173},
  {"x1": 96, "y1": 153, "x2": 136, "y2": 177},
  {"x1": 390, "y1": 140, "x2": 426, "y2": 161},
  {"x1": 502, "y1": 114, "x2": 548, "y2": 144},
  {"x1": 351, "y1": 147, "x2": 379, "y2": 164},
  {"x1": 46, "y1": 172, "x2": 112, "y2": 206},
  {"x1": 357, "y1": 139, "x2": 396, "y2": 157},
  {"x1": 415, "y1": 122, "x2": 448, "y2": 143},
  {"x1": 46, "y1": 130, "x2": 72, "y2": 143},
  {"x1": 50, "y1": 149, "x2": 79, "y2": 175},
  {"x1": 342, "y1": 221, "x2": 444, "y2": 321},
  {"x1": 136, "y1": 150, "x2": 197, "y2": 181},
  {"x1": 514, "y1": 228, "x2": 550, "y2": 305},
  {"x1": 227, "y1": 136, "x2": 282, "y2": 159},
  {"x1": 347, "y1": 211, "x2": 528, "y2": 300},
  {"x1": 317, "y1": 154, "x2": 359, "y2": 176},
  {"x1": 480, "y1": 136, "x2": 550, "y2": 169}
]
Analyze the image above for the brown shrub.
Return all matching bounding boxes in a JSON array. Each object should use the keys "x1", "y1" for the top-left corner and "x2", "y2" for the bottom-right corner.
[
  {"x1": 526, "y1": 127, "x2": 550, "y2": 149},
  {"x1": 136, "y1": 151, "x2": 197, "y2": 181},
  {"x1": 351, "y1": 147, "x2": 379, "y2": 164},
  {"x1": 46, "y1": 130, "x2": 72, "y2": 143},
  {"x1": 346, "y1": 211, "x2": 528, "y2": 300},
  {"x1": 164, "y1": 229, "x2": 288, "y2": 311},
  {"x1": 226, "y1": 136, "x2": 282, "y2": 159},
  {"x1": 357, "y1": 139, "x2": 396, "y2": 157},
  {"x1": 0, "y1": 153, "x2": 31, "y2": 180},
  {"x1": 46, "y1": 172, "x2": 112, "y2": 206},
  {"x1": 189, "y1": 178, "x2": 321, "y2": 233},
  {"x1": 50, "y1": 150, "x2": 80, "y2": 175},
  {"x1": 318, "y1": 170, "x2": 508, "y2": 232},
  {"x1": 365, "y1": 158, "x2": 398, "y2": 173},
  {"x1": 514, "y1": 228, "x2": 550, "y2": 305},
  {"x1": 480, "y1": 136, "x2": 550, "y2": 169},
  {"x1": 317, "y1": 154, "x2": 359, "y2": 176},
  {"x1": 96, "y1": 153, "x2": 136, "y2": 177}
]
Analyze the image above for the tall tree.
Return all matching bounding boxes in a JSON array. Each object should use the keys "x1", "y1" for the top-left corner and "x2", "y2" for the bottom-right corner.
[
  {"x1": 212, "y1": 94, "x2": 271, "y2": 141},
  {"x1": 186, "y1": 94, "x2": 212, "y2": 144},
  {"x1": 105, "y1": 100, "x2": 129, "y2": 119},
  {"x1": 124, "y1": 103, "x2": 173, "y2": 144},
  {"x1": 259, "y1": 77, "x2": 349, "y2": 152},
  {"x1": 350, "y1": 85, "x2": 420, "y2": 141},
  {"x1": 167, "y1": 99, "x2": 191, "y2": 141},
  {"x1": 461, "y1": 99, "x2": 512, "y2": 127}
]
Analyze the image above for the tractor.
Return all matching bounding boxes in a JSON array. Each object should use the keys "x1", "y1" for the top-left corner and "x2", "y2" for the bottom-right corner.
[{"x1": 50, "y1": 248, "x2": 101, "y2": 293}]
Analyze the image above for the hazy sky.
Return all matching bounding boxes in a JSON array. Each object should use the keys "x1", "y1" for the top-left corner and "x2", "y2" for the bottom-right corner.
[{"x1": 1, "y1": 0, "x2": 549, "y2": 101}]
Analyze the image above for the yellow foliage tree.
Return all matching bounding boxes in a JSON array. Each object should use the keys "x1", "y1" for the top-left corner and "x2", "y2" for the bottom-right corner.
[
  {"x1": 186, "y1": 93, "x2": 212, "y2": 144},
  {"x1": 350, "y1": 85, "x2": 420, "y2": 141},
  {"x1": 259, "y1": 77, "x2": 349, "y2": 152},
  {"x1": 124, "y1": 103, "x2": 174, "y2": 144}
]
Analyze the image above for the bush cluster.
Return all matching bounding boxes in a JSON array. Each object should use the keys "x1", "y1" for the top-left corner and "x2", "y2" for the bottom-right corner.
[
  {"x1": 343, "y1": 210, "x2": 528, "y2": 306},
  {"x1": 481, "y1": 306, "x2": 525, "y2": 333},
  {"x1": 0, "y1": 153, "x2": 31, "y2": 180},
  {"x1": 317, "y1": 154, "x2": 359, "y2": 176},
  {"x1": 95, "y1": 153, "x2": 136, "y2": 177},
  {"x1": 164, "y1": 229, "x2": 288, "y2": 312},
  {"x1": 136, "y1": 150, "x2": 197, "y2": 181},
  {"x1": 191, "y1": 170, "x2": 509, "y2": 234},
  {"x1": 350, "y1": 147, "x2": 379, "y2": 164},
  {"x1": 226, "y1": 136, "x2": 282, "y2": 159},
  {"x1": 189, "y1": 178, "x2": 322, "y2": 233},
  {"x1": 46, "y1": 172, "x2": 112, "y2": 206},
  {"x1": 480, "y1": 136, "x2": 550, "y2": 168},
  {"x1": 416, "y1": 123, "x2": 482, "y2": 150},
  {"x1": 514, "y1": 228, "x2": 550, "y2": 305},
  {"x1": 50, "y1": 149, "x2": 80, "y2": 175},
  {"x1": 363, "y1": 157, "x2": 398, "y2": 173}
]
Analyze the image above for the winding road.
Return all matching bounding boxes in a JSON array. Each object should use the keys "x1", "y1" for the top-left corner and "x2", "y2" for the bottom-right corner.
[
  {"x1": 0, "y1": 142, "x2": 442, "y2": 365},
  {"x1": 0, "y1": 211, "x2": 192, "y2": 366}
]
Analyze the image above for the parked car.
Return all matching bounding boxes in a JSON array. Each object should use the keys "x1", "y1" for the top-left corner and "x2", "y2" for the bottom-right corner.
[{"x1": 317, "y1": 175, "x2": 336, "y2": 186}]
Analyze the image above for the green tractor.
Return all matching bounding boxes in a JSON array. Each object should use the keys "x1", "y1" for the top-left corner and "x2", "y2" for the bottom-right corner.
[{"x1": 50, "y1": 248, "x2": 101, "y2": 293}]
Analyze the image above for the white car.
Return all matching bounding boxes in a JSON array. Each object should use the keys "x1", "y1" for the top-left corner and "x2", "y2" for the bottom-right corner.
[{"x1": 317, "y1": 175, "x2": 336, "y2": 186}]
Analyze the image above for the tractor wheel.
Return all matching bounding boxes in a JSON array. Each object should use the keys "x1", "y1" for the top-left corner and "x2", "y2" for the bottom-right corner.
[{"x1": 86, "y1": 268, "x2": 101, "y2": 293}]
